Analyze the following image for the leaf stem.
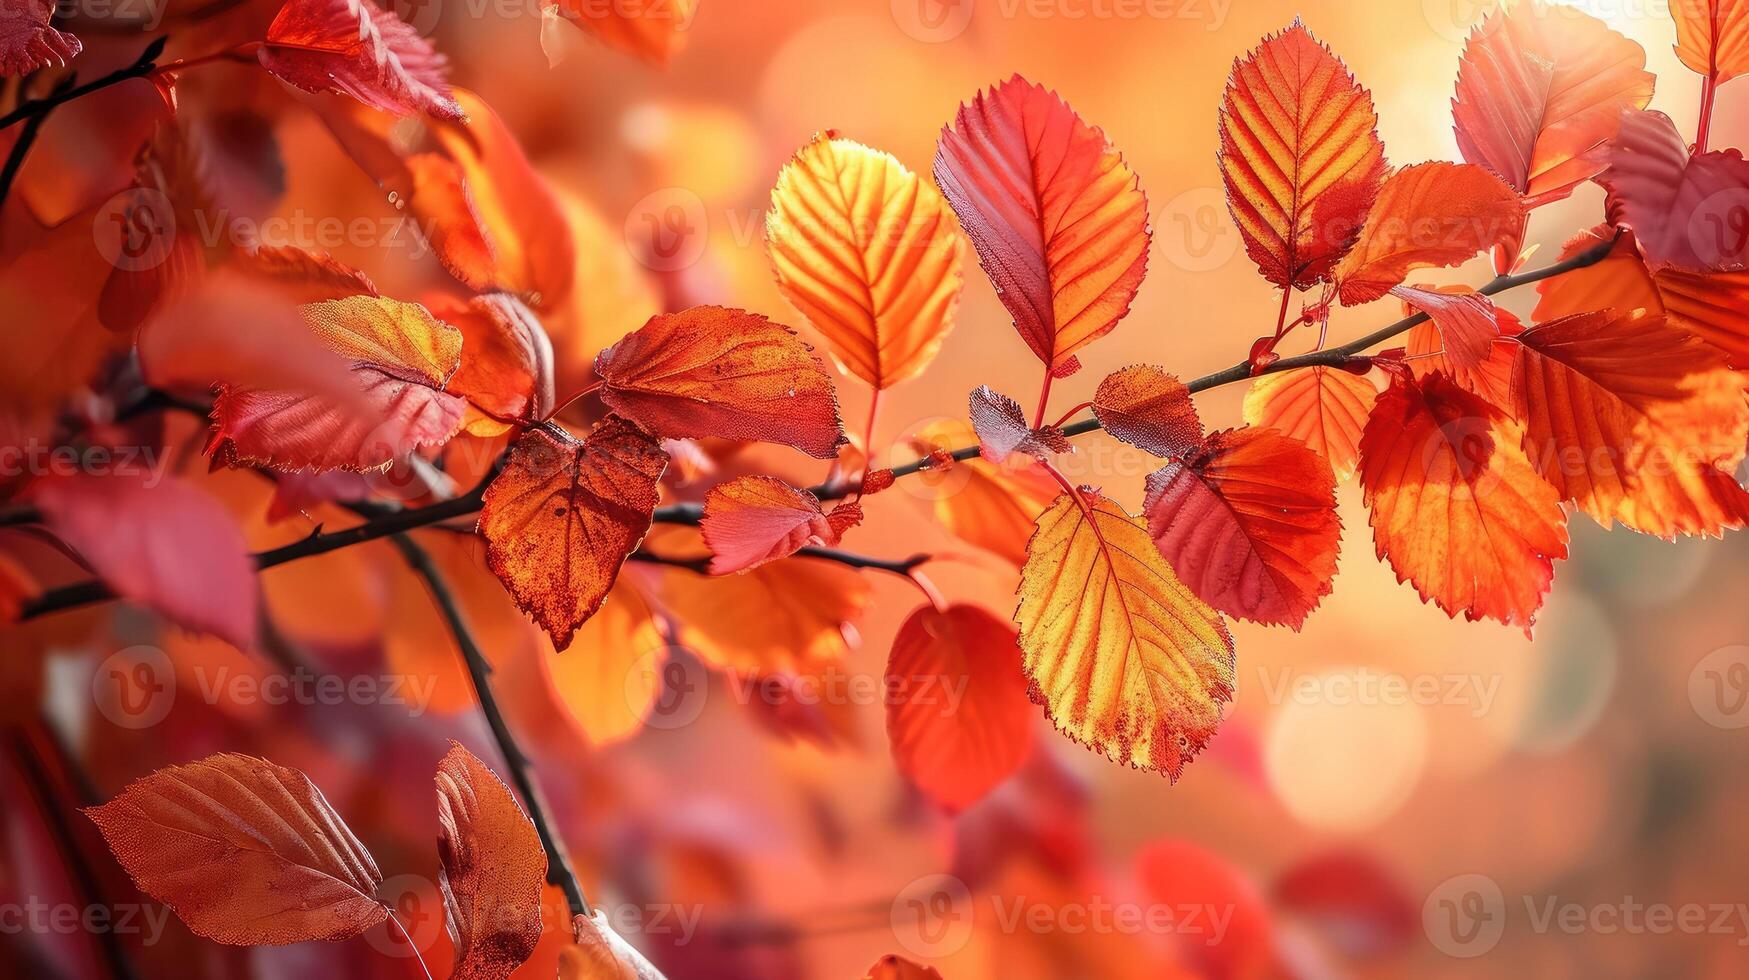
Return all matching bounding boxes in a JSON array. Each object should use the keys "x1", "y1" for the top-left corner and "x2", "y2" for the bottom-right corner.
[
  {"x1": 1032, "y1": 366, "x2": 1055, "y2": 430},
  {"x1": 1050, "y1": 400, "x2": 1094, "y2": 430},
  {"x1": 384, "y1": 911, "x2": 435, "y2": 980},
  {"x1": 1697, "y1": 72, "x2": 1718, "y2": 153}
]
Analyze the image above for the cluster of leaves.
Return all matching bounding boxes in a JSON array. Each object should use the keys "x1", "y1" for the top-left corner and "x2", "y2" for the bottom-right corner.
[{"x1": 1, "y1": 0, "x2": 1747, "y2": 973}]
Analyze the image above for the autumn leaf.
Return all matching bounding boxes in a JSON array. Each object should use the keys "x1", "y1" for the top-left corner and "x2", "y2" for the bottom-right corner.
[
  {"x1": 1672, "y1": 0, "x2": 1749, "y2": 84},
  {"x1": 1391, "y1": 285, "x2": 1502, "y2": 390},
  {"x1": 0, "y1": 551, "x2": 38, "y2": 626},
  {"x1": 1241, "y1": 366, "x2": 1376, "y2": 482},
  {"x1": 0, "y1": 0, "x2": 79, "y2": 76},
  {"x1": 1143, "y1": 427, "x2": 1341, "y2": 629},
  {"x1": 1401, "y1": 300, "x2": 1524, "y2": 409},
  {"x1": 545, "y1": 0, "x2": 696, "y2": 66},
  {"x1": 934, "y1": 75, "x2": 1150, "y2": 370},
  {"x1": 595, "y1": 306, "x2": 847, "y2": 459},
  {"x1": 480, "y1": 418, "x2": 668, "y2": 649},
  {"x1": 1656, "y1": 265, "x2": 1749, "y2": 368},
  {"x1": 1532, "y1": 226, "x2": 1659, "y2": 323},
  {"x1": 1218, "y1": 20, "x2": 1387, "y2": 290},
  {"x1": 235, "y1": 244, "x2": 380, "y2": 302},
  {"x1": 1333, "y1": 163, "x2": 1524, "y2": 303},
  {"x1": 969, "y1": 385, "x2": 1071, "y2": 463},
  {"x1": 1017, "y1": 491, "x2": 1235, "y2": 779},
  {"x1": 433, "y1": 292, "x2": 557, "y2": 435},
  {"x1": 1091, "y1": 365, "x2": 1202, "y2": 458},
  {"x1": 1358, "y1": 371, "x2": 1569, "y2": 629},
  {"x1": 864, "y1": 954, "x2": 946, "y2": 980},
  {"x1": 259, "y1": 0, "x2": 462, "y2": 119},
  {"x1": 767, "y1": 132, "x2": 966, "y2": 389},
  {"x1": 209, "y1": 295, "x2": 468, "y2": 472},
  {"x1": 1451, "y1": 0, "x2": 1653, "y2": 208},
  {"x1": 1512, "y1": 308, "x2": 1749, "y2": 538},
  {"x1": 915, "y1": 420, "x2": 1059, "y2": 566},
  {"x1": 542, "y1": 579, "x2": 668, "y2": 745},
  {"x1": 436, "y1": 743, "x2": 545, "y2": 980},
  {"x1": 559, "y1": 911, "x2": 668, "y2": 979},
  {"x1": 406, "y1": 152, "x2": 499, "y2": 291},
  {"x1": 886, "y1": 604, "x2": 1034, "y2": 813},
  {"x1": 85, "y1": 754, "x2": 386, "y2": 945},
  {"x1": 28, "y1": 473, "x2": 257, "y2": 648},
  {"x1": 699, "y1": 475, "x2": 861, "y2": 575},
  {"x1": 1599, "y1": 109, "x2": 1749, "y2": 270}
]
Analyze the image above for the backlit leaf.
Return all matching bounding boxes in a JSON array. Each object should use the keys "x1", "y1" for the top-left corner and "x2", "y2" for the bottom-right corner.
[
  {"x1": 1599, "y1": 109, "x2": 1749, "y2": 270},
  {"x1": 1358, "y1": 371, "x2": 1569, "y2": 629},
  {"x1": 1017, "y1": 491, "x2": 1235, "y2": 779},
  {"x1": 0, "y1": 0, "x2": 80, "y2": 76},
  {"x1": 886, "y1": 604, "x2": 1034, "y2": 813},
  {"x1": 480, "y1": 418, "x2": 668, "y2": 650},
  {"x1": 969, "y1": 385, "x2": 1071, "y2": 463},
  {"x1": 436, "y1": 743, "x2": 545, "y2": 980},
  {"x1": 699, "y1": 475, "x2": 860, "y2": 574},
  {"x1": 934, "y1": 75, "x2": 1150, "y2": 370},
  {"x1": 1334, "y1": 162, "x2": 1524, "y2": 304},
  {"x1": 1143, "y1": 427, "x2": 1341, "y2": 629},
  {"x1": 767, "y1": 132, "x2": 966, "y2": 389},
  {"x1": 1092, "y1": 365, "x2": 1202, "y2": 458},
  {"x1": 85, "y1": 754, "x2": 386, "y2": 945},
  {"x1": 595, "y1": 306, "x2": 847, "y2": 459},
  {"x1": 1656, "y1": 265, "x2": 1749, "y2": 368},
  {"x1": 1532, "y1": 226, "x2": 1660, "y2": 322},
  {"x1": 433, "y1": 292, "x2": 556, "y2": 435},
  {"x1": 1451, "y1": 0, "x2": 1653, "y2": 207},
  {"x1": 542, "y1": 579, "x2": 667, "y2": 745},
  {"x1": 1218, "y1": 20, "x2": 1388, "y2": 290},
  {"x1": 260, "y1": 0, "x2": 462, "y2": 119},
  {"x1": 1402, "y1": 301, "x2": 1524, "y2": 409},
  {"x1": 1672, "y1": 0, "x2": 1749, "y2": 84},
  {"x1": 1391, "y1": 285, "x2": 1502, "y2": 389},
  {"x1": 545, "y1": 0, "x2": 696, "y2": 66},
  {"x1": 915, "y1": 420, "x2": 1060, "y2": 567},
  {"x1": 1241, "y1": 366, "x2": 1376, "y2": 482}
]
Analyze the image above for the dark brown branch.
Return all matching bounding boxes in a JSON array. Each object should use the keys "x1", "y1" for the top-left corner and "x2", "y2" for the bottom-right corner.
[
  {"x1": 0, "y1": 38, "x2": 166, "y2": 132},
  {"x1": 0, "y1": 73, "x2": 75, "y2": 208},
  {"x1": 632, "y1": 546, "x2": 931, "y2": 577},
  {"x1": 384, "y1": 534, "x2": 592, "y2": 919}
]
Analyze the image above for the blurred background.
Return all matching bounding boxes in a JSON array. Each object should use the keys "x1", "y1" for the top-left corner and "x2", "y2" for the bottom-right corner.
[{"x1": 6, "y1": 0, "x2": 1749, "y2": 977}]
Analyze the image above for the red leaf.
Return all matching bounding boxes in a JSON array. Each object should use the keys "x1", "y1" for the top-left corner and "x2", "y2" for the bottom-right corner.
[
  {"x1": 1091, "y1": 365, "x2": 1202, "y2": 457},
  {"x1": 885, "y1": 604, "x2": 1035, "y2": 813},
  {"x1": 1274, "y1": 851, "x2": 1416, "y2": 958},
  {"x1": 479, "y1": 418, "x2": 668, "y2": 649},
  {"x1": 1451, "y1": 0, "x2": 1653, "y2": 208},
  {"x1": 1143, "y1": 427, "x2": 1341, "y2": 629},
  {"x1": 1334, "y1": 162, "x2": 1525, "y2": 304},
  {"x1": 1531, "y1": 225, "x2": 1659, "y2": 323},
  {"x1": 85, "y1": 754, "x2": 386, "y2": 945},
  {"x1": 934, "y1": 75, "x2": 1150, "y2": 370},
  {"x1": 1391, "y1": 285, "x2": 1502, "y2": 389},
  {"x1": 1657, "y1": 265, "x2": 1749, "y2": 369},
  {"x1": 699, "y1": 475, "x2": 858, "y2": 575},
  {"x1": 0, "y1": 0, "x2": 79, "y2": 76},
  {"x1": 436, "y1": 743, "x2": 545, "y2": 980},
  {"x1": 406, "y1": 151, "x2": 499, "y2": 291},
  {"x1": 260, "y1": 0, "x2": 461, "y2": 119},
  {"x1": 1599, "y1": 109, "x2": 1749, "y2": 271},
  {"x1": 1358, "y1": 372, "x2": 1569, "y2": 629},
  {"x1": 1218, "y1": 20, "x2": 1388, "y2": 290},
  {"x1": 433, "y1": 292, "x2": 557, "y2": 435},
  {"x1": 545, "y1": 0, "x2": 696, "y2": 66},
  {"x1": 28, "y1": 473, "x2": 257, "y2": 647},
  {"x1": 864, "y1": 954, "x2": 945, "y2": 980},
  {"x1": 968, "y1": 385, "x2": 1071, "y2": 463},
  {"x1": 595, "y1": 306, "x2": 847, "y2": 459}
]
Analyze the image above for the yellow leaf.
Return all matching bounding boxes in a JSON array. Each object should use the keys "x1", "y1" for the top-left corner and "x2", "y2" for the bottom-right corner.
[{"x1": 542, "y1": 579, "x2": 667, "y2": 745}]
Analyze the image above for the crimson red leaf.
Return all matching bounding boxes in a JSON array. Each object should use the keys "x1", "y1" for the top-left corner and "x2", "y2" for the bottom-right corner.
[
  {"x1": 1600, "y1": 109, "x2": 1749, "y2": 271},
  {"x1": 260, "y1": 0, "x2": 462, "y2": 120},
  {"x1": 0, "y1": 0, "x2": 79, "y2": 76}
]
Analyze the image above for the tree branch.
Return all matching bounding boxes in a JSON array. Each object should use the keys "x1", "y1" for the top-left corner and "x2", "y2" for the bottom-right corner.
[
  {"x1": 384, "y1": 534, "x2": 592, "y2": 919},
  {"x1": 0, "y1": 38, "x2": 167, "y2": 131},
  {"x1": 631, "y1": 546, "x2": 931, "y2": 577}
]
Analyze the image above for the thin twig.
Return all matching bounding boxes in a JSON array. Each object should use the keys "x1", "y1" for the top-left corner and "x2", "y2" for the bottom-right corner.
[
  {"x1": 0, "y1": 73, "x2": 75, "y2": 208},
  {"x1": 385, "y1": 534, "x2": 592, "y2": 919},
  {"x1": 0, "y1": 37, "x2": 167, "y2": 131}
]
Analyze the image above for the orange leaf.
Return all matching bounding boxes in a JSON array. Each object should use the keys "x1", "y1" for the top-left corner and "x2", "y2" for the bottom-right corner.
[
  {"x1": 480, "y1": 418, "x2": 668, "y2": 649},
  {"x1": 886, "y1": 604, "x2": 1034, "y2": 813},
  {"x1": 1673, "y1": 0, "x2": 1749, "y2": 83},
  {"x1": 1532, "y1": 226, "x2": 1660, "y2": 323},
  {"x1": 234, "y1": 244, "x2": 380, "y2": 302},
  {"x1": 1218, "y1": 20, "x2": 1387, "y2": 290},
  {"x1": 406, "y1": 151, "x2": 499, "y2": 292},
  {"x1": 0, "y1": 0, "x2": 79, "y2": 76},
  {"x1": 1452, "y1": 0, "x2": 1653, "y2": 208},
  {"x1": 594, "y1": 306, "x2": 847, "y2": 458},
  {"x1": 1092, "y1": 365, "x2": 1202, "y2": 458},
  {"x1": 1402, "y1": 302, "x2": 1524, "y2": 410},
  {"x1": 864, "y1": 954, "x2": 946, "y2": 980},
  {"x1": 1656, "y1": 265, "x2": 1749, "y2": 369},
  {"x1": 209, "y1": 295, "x2": 468, "y2": 472},
  {"x1": 1143, "y1": 428, "x2": 1341, "y2": 629},
  {"x1": 0, "y1": 551, "x2": 38, "y2": 626},
  {"x1": 700, "y1": 475, "x2": 859, "y2": 575},
  {"x1": 546, "y1": 0, "x2": 696, "y2": 66},
  {"x1": 259, "y1": 0, "x2": 461, "y2": 119},
  {"x1": 915, "y1": 420, "x2": 1059, "y2": 567},
  {"x1": 767, "y1": 132, "x2": 966, "y2": 389},
  {"x1": 1241, "y1": 366, "x2": 1376, "y2": 482},
  {"x1": 1599, "y1": 109, "x2": 1749, "y2": 271},
  {"x1": 1334, "y1": 162, "x2": 1524, "y2": 304},
  {"x1": 1358, "y1": 371, "x2": 1569, "y2": 629},
  {"x1": 934, "y1": 75, "x2": 1150, "y2": 370},
  {"x1": 558, "y1": 910, "x2": 668, "y2": 979},
  {"x1": 1391, "y1": 285, "x2": 1502, "y2": 390},
  {"x1": 969, "y1": 385, "x2": 1071, "y2": 463},
  {"x1": 542, "y1": 579, "x2": 667, "y2": 745},
  {"x1": 85, "y1": 754, "x2": 386, "y2": 945},
  {"x1": 434, "y1": 292, "x2": 557, "y2": 435},
  {"x1": 1017, "y1": 491, "x2": 1235, "y2": 779},
  {"x1": 436, "y1": 743, "x2": 545, "y2": 980},
  {"x1": 1512, "y1": 309, "x2": 1749, "y2": 538}
]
